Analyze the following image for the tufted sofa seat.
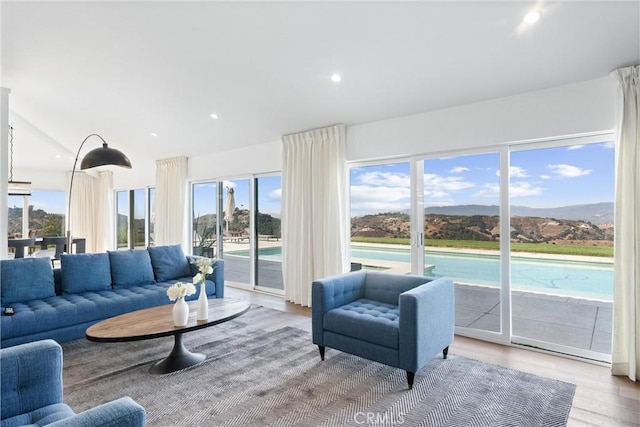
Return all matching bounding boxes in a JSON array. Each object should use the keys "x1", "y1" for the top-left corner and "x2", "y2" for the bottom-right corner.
[
  {"x1": 1, "y1": 244, "x2": 224, "y2": 348},
  {"x1": 312, "y1": 270, "x2": 454, "y2": 389},
  {"x1": 323, "y1": 298, "x2": 400, "y2": 349}
]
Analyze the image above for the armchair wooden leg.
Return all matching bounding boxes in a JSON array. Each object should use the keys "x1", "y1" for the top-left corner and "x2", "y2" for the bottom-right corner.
[
  {"x1": 443, "y1": 346, "x2": 449, "y2": 359},
  {"x1": 406, "y1": 371, "x2": 415, "y2": 389},
  {"x1": 318, "y1": 345, "x2": 325, "y2": 361}
]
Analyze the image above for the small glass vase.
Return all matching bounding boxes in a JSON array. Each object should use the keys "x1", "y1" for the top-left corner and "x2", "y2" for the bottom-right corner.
[
  {"x1": 173, "y1": 297, "x2": 189, "y2": 327},
  {"x1": 197, "y1": 282, "x2": 208, "y2": 321}
]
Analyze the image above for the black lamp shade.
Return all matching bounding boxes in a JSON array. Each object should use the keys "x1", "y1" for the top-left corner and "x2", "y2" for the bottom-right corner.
[{"x1": 80, "y1": 143, "x2": 132, "y2": 170}]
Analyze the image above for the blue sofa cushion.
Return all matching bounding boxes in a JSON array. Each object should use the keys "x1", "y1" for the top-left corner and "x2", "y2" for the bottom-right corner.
[
  {"x1": 323, "y1": 298, "x2": 400, "y2": 349},
  {"x1": 60, "y1": 253, "x2": 112, "y2": 294},
  {"x1": 0, "y1": 258, "x2": 55, "y2": 306},
  {"x1": 108, "y1": 250, "x2": 156, "y2": 288},
  {"x1": 1, "y1": 403, "x2": 76, "y2": 426},
  {"x1": 147, "y1": 245, "x2": 191, "y2": 282},
  {"x1": 364, "y1": 272, "x2": 427, "y2": 305}
]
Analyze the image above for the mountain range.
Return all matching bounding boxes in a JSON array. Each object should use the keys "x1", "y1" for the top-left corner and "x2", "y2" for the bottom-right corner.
[{"x1": 424, "y1": 202, "x2": 613, "y2": 225}]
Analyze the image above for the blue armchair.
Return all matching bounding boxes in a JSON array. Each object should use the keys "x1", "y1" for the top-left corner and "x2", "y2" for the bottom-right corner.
[
  {"x1": 1, "y1": 339, "x2": 146, "y2": 427},
  {"x1": 312, "y1": 270, "x2": 454, "y2": 389}
]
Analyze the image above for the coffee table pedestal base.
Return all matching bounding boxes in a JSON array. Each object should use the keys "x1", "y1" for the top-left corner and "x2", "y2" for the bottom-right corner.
[{"x1": 150, "y1": 333, "x2": 205, "y2": 374}]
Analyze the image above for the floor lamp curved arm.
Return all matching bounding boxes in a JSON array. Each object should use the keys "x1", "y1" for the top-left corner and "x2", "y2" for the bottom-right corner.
[{"x1": 67, "y1": 134, "x2": 132, "y2": 254}]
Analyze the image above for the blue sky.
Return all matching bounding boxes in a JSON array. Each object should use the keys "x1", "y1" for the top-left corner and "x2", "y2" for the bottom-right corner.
[
  {"x1": 14, "y1": 142, "x2": 614, "y2": 219},
  {"x1": 9, "y1": 191, "x2": 66, "y2": 214},
  {"x1": 193, "y1": 176, "x2": 282, "y2": 218},
  {"x1": 350, "y1": 141, "x2": 615, "y2": 217}
]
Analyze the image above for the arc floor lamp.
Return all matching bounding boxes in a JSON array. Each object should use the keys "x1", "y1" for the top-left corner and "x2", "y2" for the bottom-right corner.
[{"x1": 67, "y1": 134, "x2": 132, "y2": 253}]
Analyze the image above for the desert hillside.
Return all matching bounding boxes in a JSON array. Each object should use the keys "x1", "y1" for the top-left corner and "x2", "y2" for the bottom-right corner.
[{"x1": 351, "y1": 212, "x2": 613, "y2": 245}]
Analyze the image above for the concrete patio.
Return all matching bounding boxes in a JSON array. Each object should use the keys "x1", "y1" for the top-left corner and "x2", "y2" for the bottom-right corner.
[{"x1": 222, "y1": 253, "x2": 612, "y2": 357}]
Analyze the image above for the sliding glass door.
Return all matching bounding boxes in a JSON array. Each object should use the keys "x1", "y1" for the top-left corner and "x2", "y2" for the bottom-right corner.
[
  {"x1": 192, "y1": 175, "x2": 281, "y2": 292},
  {"x1": 347, "y1": 134, "x2": 614, "y2": 361},
  {"x1": 423, "y1": 153, "x2": 502, "y2": 335},
  {"x1": 349, "y1": 161, "x2": 412, "y2": 273},
  {"x1": 192, "y1": 182, "x2": 218, "y2": 258},
  {"x1": 221, "y1": 179, "x2": 252, "y2": 284},
  {"x1": 509, "y1": 139, "x2": 614, "y2": 359},
  {"x1": 255, "y1": 175, "x2": 283, "y2": 291}
]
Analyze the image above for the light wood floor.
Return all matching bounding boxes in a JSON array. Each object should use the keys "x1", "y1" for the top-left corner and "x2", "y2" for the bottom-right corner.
[{"x1": 225, "y1": 285, "x2": 640, "y2": 427}]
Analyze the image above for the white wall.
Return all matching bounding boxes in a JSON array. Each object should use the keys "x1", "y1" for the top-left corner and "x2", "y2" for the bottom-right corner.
[
  {"x1": 189, "y1": 140, "x2": 282, "y2": 181},
  {"x1": 37, "y1": 76, "x2": 620, "y2": 189},
  {"x1": 347, "y1": 77, "x2": 616, "y2": 162}
]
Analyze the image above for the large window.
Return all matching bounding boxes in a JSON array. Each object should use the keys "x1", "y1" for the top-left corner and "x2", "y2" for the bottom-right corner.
[
  {"x1": 116, "y1": 188, "x2": 154, "y2": 249},
  {"x1": 349, "y1": 162, "x2": 411, "y2": 273},
  {"x1": 7, "y1": 191, "x2": 65, "y2": 238},
  {"x1": 255, "y1": 175, "x2": 283, "y2": 290},
  {"x1": 423, "y1": 153, "x2": 502, "y2": 334},
  {"x1": 191, "y1": 175, "x2": 282, "y2": 293},
  {"x1": 347, "y1": 135, "x2": 614, "y2": 361},
  {"x1": 192, "y1": 182, "x2": 217, "y2": 257},
  {"x1": 116, "y1": 190, "x2": 129, "y2": 249},
  {"x1": 7, "y1": 195, "x2": 25, "y2": 238},
  {"x1": 222, "y1": 179, "x2": 252, "y2": 284},
  {"x1": 509, "y1": 141, "x2": 614, "y2": 356},
  {"x1": 148, "y1": 188, "x2": 156, "y2": 247}
]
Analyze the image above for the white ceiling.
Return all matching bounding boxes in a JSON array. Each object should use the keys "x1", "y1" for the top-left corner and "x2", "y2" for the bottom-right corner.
[{"x1": 2, "y1": 1, "x2": 639, "y2": 174}]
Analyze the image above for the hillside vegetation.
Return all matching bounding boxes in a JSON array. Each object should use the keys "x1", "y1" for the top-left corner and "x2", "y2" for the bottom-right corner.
[{"x1": 351, "y1": 212, "x2": 614, "y2": 257}]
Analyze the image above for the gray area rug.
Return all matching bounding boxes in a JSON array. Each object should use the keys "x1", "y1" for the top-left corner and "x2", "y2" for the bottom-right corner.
[{"x1": 62, "y1": 305, "x2": 576, "y2": 427}]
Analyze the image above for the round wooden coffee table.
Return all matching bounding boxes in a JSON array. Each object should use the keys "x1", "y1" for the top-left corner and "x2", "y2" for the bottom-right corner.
[{"x1": 86, "y1": 298, "x2": 250, "y2": 374}]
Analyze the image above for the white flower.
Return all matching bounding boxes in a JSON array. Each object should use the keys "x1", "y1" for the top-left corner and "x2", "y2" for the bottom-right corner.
[
  {"x1": 191, "y1": 257, "x2": 214, "y2": 286},
  {"x1": 167, "y1": 282, "x2": 196, "y2": 301}
]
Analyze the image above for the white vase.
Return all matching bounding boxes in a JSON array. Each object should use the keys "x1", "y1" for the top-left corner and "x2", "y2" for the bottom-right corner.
[
  {"x1": 173, "y1": 297, "x2": 189, "y2": 327},
  {"x1": 197, "y1": 282, "x2": 208, "y2": 321}
]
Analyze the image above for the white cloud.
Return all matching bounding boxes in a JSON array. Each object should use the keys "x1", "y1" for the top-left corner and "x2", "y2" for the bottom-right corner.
[
  {"x1": 548, "y1": 164, "x2": 592, "y2": 178},
  {"x1": 357, "y1": 171, "x2": 410, "y2": 187},
  {"x1": 567, "y1": 145, "x2": 585, "y2": 151},
  {"x1": 350, "y1": 185, "x2": 410, "y2": 215},
  {"x1": 510, "y1": 181, "x2": 545, "y2": 197},
  {"x1": 265, "y1": 188, "x2": 281, "y2": 202},
  {"x1": 450, "y1": 166, "x2": 469, "y2": 174},
  {"x1": 496, "y1": 166, "x2": 528, "y2": 178},
  {"x1": 473, "y1": 181, "x2": 544, "y2": 198},
  {"x1": 602, "y1": 142, "x2": 615, "y2": 149},
  {"x1": 424, "y1": 173, "x2": 475, "y2": 192},
  {"x1": 539, "y1": 174, "x2": 552, "y2": 180},
  {"x1": 472, "y1": 184, "x2": 499, "y2": 199}
]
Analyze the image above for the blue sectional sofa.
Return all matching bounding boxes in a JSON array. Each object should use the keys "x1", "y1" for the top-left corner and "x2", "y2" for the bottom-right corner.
[{"x1": 0, "y1": 244, "x2": 224, "y2": 348}]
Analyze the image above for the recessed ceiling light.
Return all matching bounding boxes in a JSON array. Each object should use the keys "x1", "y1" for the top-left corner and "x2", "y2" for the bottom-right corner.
[
  {"x1": 210, "y1": 113, "x2": 219, "y2": 119},
  {"x1": 55, "y1": 154, "x2": 61, "y2": 159},
  {"x1": 331, "y1": 74, "x2": 342, "y2": 83},
  {"x1": 523, "y1": 10, "x2": 541, "y2": 24},
  {"x1": 150, "y1": 133, "x2": 158, "y2": 137}
]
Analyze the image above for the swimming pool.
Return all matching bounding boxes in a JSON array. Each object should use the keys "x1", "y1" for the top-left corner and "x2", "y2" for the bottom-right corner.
[{"x1": 227, "y1": 245, "x2": 614, "y2": 300}]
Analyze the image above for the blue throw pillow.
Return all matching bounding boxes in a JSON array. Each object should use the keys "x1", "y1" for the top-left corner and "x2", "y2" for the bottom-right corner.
[
  {"x1": 187, "y1": 256, "x2": 216, "y2": 278},
  {"x1": 0, "y1": 258, "x2": 55, "y2": 305},
  {"x1": 60, "y1": 253, "x2": 112, "y2": 294},
  {"x1": 108, "y1": 249, "x2": 156, "y2": 287},
  {"x1": 147, "y1": 245, "x2": 191, "y2": 282}
]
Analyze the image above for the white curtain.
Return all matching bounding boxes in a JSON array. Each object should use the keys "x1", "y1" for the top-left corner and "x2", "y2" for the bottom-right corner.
[
  {"x1": 281, "y1": 124, "x2": 348, "y2": 307},
  {"x1": 94, "y1": 171, "x2": 114, "y2": 252},
  {"x1": 611, "y1": 65, "x2": 640, "y2": 382},
  {"x1": 155, "y1": 156, "x2": 188, "y2": 247},
  {"x1": 68, "y1": 170, "x2": 115, "y2": 253},
  {"x1": 68, "y1": 171, "x2": 95, "y2": 252}
]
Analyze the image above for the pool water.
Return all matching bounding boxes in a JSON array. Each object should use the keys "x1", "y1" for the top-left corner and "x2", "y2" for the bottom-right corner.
[{"x1": 227, "y1": 245, "x2": 614, "y2": 300}]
